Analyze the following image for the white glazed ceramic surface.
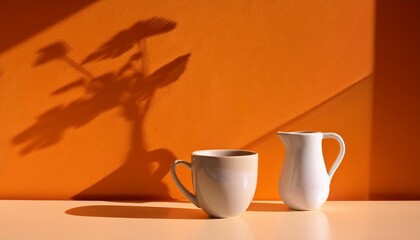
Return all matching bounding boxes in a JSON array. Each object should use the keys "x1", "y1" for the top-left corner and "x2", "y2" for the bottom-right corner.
[
  {"x1": 171, "y1": 149, "x2": 258, "y2": 218},
  {"x1": 278, "y1": 132, "x2": 345, "y2": 210}
]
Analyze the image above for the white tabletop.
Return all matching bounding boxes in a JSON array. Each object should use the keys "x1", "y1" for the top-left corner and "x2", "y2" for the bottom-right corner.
[{"x1": 1, "y1": 200, "x2": 419, "y2": 239}]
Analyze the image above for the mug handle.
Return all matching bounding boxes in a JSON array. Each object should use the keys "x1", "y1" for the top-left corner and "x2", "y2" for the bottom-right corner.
[
  {"x1": 323, "y1": 132, "x2": 346, "y2": 180},
  {"x1": 170, "y1": 160, "x2": 200, "y2": 207}
]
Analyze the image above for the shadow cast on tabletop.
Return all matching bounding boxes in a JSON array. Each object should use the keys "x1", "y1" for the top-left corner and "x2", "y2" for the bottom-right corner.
[{"x1": 65, "y1": 205, "x2": 210, "y2": 219}]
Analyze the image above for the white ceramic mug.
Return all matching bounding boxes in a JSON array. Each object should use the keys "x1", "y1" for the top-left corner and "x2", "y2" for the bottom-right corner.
[{"x1": 170, "y1": 149, "x2": 258, "y2": 218}]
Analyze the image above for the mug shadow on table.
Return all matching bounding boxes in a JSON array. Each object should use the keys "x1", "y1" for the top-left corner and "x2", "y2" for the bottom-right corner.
[
  {"x1": 66, "y1": 202, "x2": 292, "y2": 219},
  {"x1": 65, "y1": 205, "x2": 210, "y2": 219}
]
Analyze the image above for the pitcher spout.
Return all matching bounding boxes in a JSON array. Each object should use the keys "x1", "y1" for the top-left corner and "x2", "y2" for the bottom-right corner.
[
  {"x1": 277, "y1": 131, "x2": 322, "y2": 145},
  {"x1": 277, "y1": 131, "x2": 286, "y2": 139},
  {"x1": 277, "y1": 131, "x2": 293, "y2": 145}
]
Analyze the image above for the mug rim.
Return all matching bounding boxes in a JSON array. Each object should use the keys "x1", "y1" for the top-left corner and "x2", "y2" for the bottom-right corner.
[{"x1": 192, "y1": 149, "x2": 257, "y2": 158}]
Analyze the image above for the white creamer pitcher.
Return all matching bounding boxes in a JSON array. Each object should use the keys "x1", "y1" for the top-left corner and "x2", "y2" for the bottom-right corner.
[{"x1": 277, "y1": 131, "x2": 345, "y2": 210}]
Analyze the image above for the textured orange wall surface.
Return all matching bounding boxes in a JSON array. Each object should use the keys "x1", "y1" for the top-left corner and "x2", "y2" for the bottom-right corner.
[
  {"x1": 369, "y1": 0, "x2": 420, "y2": 199},
  {"x1": 1, "y1": 0, "x2": 414, "y2": 200}
]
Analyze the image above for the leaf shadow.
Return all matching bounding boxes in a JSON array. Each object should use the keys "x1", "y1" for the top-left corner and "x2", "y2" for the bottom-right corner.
[
  {"x1": 12, "y1": 17, "x2": 191, "y2": 200},
  {"x1": 82, "y1": 17, "x2": 176, "y2": 64}
]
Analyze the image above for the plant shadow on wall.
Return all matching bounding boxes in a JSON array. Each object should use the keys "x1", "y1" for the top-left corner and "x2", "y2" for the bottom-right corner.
[{"x1": 11, "y1": 17, "x2": 191, "y2": 200}]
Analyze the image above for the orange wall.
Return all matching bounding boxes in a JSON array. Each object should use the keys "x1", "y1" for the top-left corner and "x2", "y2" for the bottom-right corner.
[
  {"x1": 1, "y1": 0, "x2": 407, "y2": 200},
  {"x1": 370, "y1": 0, "x2": 420, "y2": 199}
]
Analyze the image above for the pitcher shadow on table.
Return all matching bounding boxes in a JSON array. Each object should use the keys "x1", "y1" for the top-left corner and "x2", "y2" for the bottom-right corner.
[{"x1": 11, "y1": 17, "x2": 191, "y2": 200}]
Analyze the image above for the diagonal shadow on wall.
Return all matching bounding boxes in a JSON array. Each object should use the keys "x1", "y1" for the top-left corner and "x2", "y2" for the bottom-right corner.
[
  {"x1": 242, "y1": 75, "x2": 373, "y2": 200},
  {"x1": 11, "y1": 17, "x2": 191, "y2": 200},
  {"x1": 0, "y1": 0, "x2": 99, "y2": 54},
  {"x1": 243, "y1": 75, "x2": 372, "y2": 150}
]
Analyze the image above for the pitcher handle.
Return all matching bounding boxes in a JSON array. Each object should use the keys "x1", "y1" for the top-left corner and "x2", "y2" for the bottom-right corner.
[
  {"x1": 170, "y1": 160, "x2": 200, "y2": 207},
  {"x1": 323, "y1": 132, "x2": 346, "y2": 180}
]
